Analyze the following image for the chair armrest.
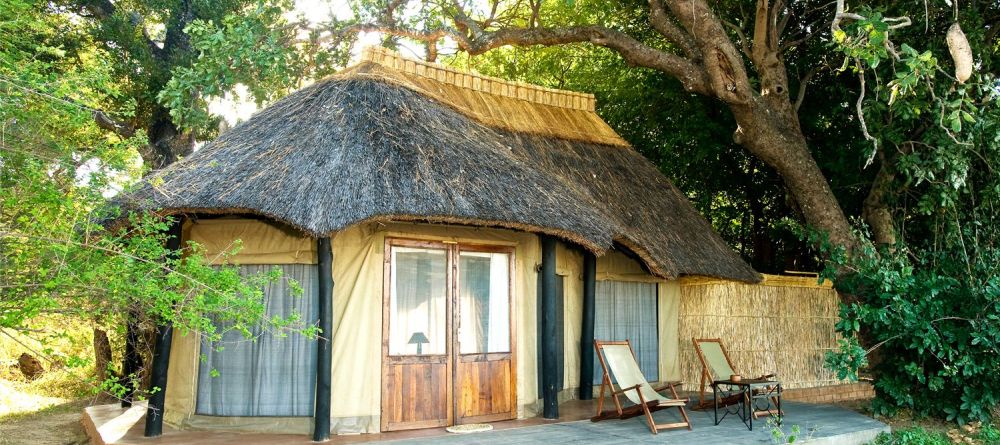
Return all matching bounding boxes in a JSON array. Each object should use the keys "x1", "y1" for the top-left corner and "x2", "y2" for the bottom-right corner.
[
  {"x1": 653, "y1": 381, "x2": 682, "y2": 392},
  {"x1": 758, "y1": 373, "x2": 777, "y2": 380},
  {"x1": 610, "y1": 384, "x2": 643, "y2": 397}
]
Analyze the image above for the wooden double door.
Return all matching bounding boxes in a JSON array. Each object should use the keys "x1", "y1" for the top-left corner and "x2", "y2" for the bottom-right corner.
[{"x1": 381, "y1": 239, "x2": 517, "y2": 431}]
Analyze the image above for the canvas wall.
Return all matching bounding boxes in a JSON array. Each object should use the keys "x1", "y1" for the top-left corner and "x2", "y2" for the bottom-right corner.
[{"x1": 163, "y1": 218, "x2": 679, "y2": 434}]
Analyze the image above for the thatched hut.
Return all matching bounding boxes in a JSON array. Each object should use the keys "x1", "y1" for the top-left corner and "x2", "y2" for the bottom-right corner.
[{"x1": 116, "y1": 47, "x2": 759, "y2": 439}]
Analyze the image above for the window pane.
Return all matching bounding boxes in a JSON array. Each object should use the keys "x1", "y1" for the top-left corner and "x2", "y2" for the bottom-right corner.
[
  {"x1": 196, "y1": 264, "x2": 318, "y2": 417},
  {"x1": 459, "y1": 252, "x2": 510, "y2": 354},
  {"x1": 593, "y1": 280, "x2": 658, "y2": 384},
  {"x1": 389, "y1": 247, "x2": 447, "y2": 356}
]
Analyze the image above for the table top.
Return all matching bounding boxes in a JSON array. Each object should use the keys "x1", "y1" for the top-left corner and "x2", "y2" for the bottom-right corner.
[{"x1": 713, "y1": 378, "x2": 779, "y2": 387}]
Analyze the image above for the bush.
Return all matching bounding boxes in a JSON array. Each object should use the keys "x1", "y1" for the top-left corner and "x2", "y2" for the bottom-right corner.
[{"x1": 823, "y1": 231, "x2": 1000, "y2": 424}]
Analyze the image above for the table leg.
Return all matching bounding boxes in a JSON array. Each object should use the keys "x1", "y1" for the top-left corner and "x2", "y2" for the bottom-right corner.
[
  {"x1": 713, "y1": 384, "x2": 719, "y2": 425},
  {"x1": 747, "y1": 386, "x2": 753, "y2": 431},
  {"x1": 777, "y1": 383, "x2": 783, "y2": 427}
]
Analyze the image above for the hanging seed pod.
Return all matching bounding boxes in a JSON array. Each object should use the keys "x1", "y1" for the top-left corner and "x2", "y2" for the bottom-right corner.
[{"x1": 946, "y1": 23, "x2": 973, "y2": 84}]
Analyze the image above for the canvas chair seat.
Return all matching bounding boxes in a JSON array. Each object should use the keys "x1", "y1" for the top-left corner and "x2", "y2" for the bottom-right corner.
[
  {"x1": 692, "y1": 338, "x2": 781, "y2": 416},
  {"x1": 591, "y1": 340, "x2": 691, "y2": 434}
]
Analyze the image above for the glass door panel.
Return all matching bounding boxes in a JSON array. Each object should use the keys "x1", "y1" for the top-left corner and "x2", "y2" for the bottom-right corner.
[
  {"x1": 457, "y1": 251, "x2": 511, "y2": 354},
  {"x1": 389, "y1": 247, "x2": 448, "y2": 356}
]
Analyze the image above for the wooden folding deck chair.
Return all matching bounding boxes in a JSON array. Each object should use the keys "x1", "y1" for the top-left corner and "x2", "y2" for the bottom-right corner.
[
  {"x1": 691, "y1": 338, "x2": 779, "y2": 416},
  {"x1": 591, "y1": 340, "x2": 692, "y2": 434}
]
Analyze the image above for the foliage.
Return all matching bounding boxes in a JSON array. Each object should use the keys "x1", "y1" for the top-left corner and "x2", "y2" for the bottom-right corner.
[
  {"x1": 825, "y1": 228, "x2": 1000, "y2": 423},
  {"x1": 154, "y1": 0, "x2": 356, "y2": 136},
  {"x1": 868, "y1": 423, "x2": 1000, "y2": 445},
  {"x1": 767, "y1": 416, "x2": 805, "y2": 444},
  {"x1": 157, "y1": 0, "x2": 349, "y2": 135},
  {"x1": 821, "y1": 0, "x2": 1000, "y2": 425},
  {"x1": 0, "y1": 0, "x2": 314, "y2": 400},
  {"x1": 869, "y1": 428, "x2": 951, "y2": 445}
]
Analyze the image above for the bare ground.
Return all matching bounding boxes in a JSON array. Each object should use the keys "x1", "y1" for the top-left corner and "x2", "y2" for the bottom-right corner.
[{"x1": 0, "y1": 399, "x2": 89, "y2": 445}]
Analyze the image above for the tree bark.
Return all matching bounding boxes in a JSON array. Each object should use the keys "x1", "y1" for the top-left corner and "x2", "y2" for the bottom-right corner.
[
  {"x1": 670, "y1": 0, "x2": 858, "y2": 253},
  {"x1": 142, "y1": 108, "x2": 194, "y2": 170},
  {"x1": 93, "y1": 327, "x2": 113, "y2": 381},
  {"x1": 729, "y1": 99, "x2": 857, "y2": 252},
  {"x1": 863, "y1": 159, "x2": 897, "y2": 246}
]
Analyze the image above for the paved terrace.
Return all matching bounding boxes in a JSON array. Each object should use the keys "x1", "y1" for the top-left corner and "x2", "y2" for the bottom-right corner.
[{"x1": 84, "y1": 400, "x2": 888, "y2": 445}]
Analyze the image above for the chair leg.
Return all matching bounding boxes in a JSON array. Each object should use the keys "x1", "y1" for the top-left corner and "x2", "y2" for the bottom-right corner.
[
  {"x1": 698, "y1": 370, "x2": 707, "y2": 407},
  {"x1": 595, "y1": 378, "x2": 607, "y2": 417},
  {"x1": 678, "y1": 406, "x2": 693, "y2": 431},
  {"x1": 637, "y1": 391, "x2": 657, "y2": 435}
]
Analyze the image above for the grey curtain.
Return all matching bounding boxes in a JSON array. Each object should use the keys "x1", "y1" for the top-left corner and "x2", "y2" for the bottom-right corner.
[
  {"x1": 196, "y1": 264, "x2": 319, "y2": 417},
  {"x1": 593, "y1": 280, "x2": 658, "y2": 384}
]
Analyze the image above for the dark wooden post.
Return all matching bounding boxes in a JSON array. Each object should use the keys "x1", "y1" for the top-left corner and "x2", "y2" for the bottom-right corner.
[
  {"x1": 579, "y1": 252, "x2": 596, "y2": 400},
  {"x1": 540, "y1": 235, "x2": 559, "y2": 419},
  {"x1": 313, "y1": 237, "x2": 333, "y2": 442},
  {"x1": 144, "y1": 219, "x2": 183, "y2": 437}
]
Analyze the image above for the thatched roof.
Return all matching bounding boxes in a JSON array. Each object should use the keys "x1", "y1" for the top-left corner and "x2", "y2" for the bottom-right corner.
[{"x1": 115, "y1": 47, "x2": 759, "y2": 282}]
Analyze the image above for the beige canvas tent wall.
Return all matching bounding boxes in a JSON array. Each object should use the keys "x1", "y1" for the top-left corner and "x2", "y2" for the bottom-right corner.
[
  {"x1": 110, "y1": 47, "x2": 761, "y2": 438},
  {"x1": 163, "y1": 218, "x2": 681, "y2": 434}
]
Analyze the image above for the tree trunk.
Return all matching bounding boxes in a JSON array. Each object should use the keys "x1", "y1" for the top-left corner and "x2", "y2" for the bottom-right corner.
[
  {"x1": 730, "y1": 98, "x2": 857, "y2": 253},
  {"x1": 142, "y1": 107, "x2": 194, "y2": 170},
  {"x1": 668, "y1": 0, "x2": 859, "y2": 256},
  {"x1": 93, "y1": 327, "x2": 113, "y2": 381},
  {"x1": 863, "y1": 161, "x2": 897, "y2": 246}
]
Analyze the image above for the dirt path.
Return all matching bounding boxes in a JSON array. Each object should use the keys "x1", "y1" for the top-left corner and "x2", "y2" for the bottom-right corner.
[{"x1": 0, "y1": 399, "x2": 89, "y2": 445}]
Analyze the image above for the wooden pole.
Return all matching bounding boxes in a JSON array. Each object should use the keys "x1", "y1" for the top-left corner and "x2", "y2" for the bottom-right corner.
[
  {"x1": 313, "y1": 237, "x2": 333, "y2": 442},
  {"x1": 579, "y1": 251, "x2": 596, "y2": 400},
  {"x1": 540, "y1": 235, "x2": 559, "y2": 419},
  {"x1": 144, "y1": 219, "x2": 182, "y2": 437}
]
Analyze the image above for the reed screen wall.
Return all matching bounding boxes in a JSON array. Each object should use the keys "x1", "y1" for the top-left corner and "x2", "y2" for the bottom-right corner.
[{"x1": 678, "y1": 274, "x2": 844, "y2": 391}]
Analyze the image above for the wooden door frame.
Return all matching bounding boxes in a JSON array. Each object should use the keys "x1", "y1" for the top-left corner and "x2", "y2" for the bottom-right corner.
[
  {"x1": 381, "y1": 237, "x2": 518, "y2": 431},
  {"x1": 452, "y1": 244, "x2": 517, "y2": 424},
  {"x1": 381, "y1": 238, "x2": 454, "y2": 431}
]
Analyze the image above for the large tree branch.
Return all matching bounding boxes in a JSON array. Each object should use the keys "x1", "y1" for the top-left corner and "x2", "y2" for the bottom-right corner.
[
  {"x1": 720, "y1": 19, "x2": 751, "y2": 60},
  {"x1": 336, "y1": 22, "x2": 711, "y2": 94},
  {"x1": 661, "y1": 0, "x2": 754, "y2": 103},
  {"x1": 793, "y1": 66, "x2": 819, "y2": 113},
  {"x1": 751, "y1": 0, "x2": 778, "y2": 68},
  {"x1": 647, "y1": 0, "x2": 701, "y2": 60},
  {"x1": 92, "y1": 110, "x2": 137, "y2": 138}
]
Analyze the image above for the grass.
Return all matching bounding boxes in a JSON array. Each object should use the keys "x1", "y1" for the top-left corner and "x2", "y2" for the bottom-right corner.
[
  {"x1": 0, "y1": 315, "x2": 105, "y2": 399},
  {"x1": 836, "y1": 400, "x2": 1000, "y2": 445},
  {"x1": 868, "y1": 423, "x2": 1000, "y2": 445}
]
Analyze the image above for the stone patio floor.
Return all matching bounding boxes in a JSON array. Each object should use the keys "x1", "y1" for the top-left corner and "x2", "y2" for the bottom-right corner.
[{"x1": 84, "y1": 400, "x2": 888, "y2": 444}]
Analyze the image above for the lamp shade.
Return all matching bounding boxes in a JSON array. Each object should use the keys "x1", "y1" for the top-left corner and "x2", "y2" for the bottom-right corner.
[{"x1": 407, "y1": 332, "x2": 429, "y2": 345}]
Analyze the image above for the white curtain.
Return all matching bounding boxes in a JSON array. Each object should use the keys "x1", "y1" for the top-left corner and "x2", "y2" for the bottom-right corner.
[
  {"x1": 196, "y1": 264, "x2": 318, "y2": 417},
  {"x1": 458, "y1": 252, "x2": 510, "y2": 354},
  {"x1": 389, "y1": 248, "x2": 447, "y2": 355},
  {"x1": 593, "y1": 280, "x2": 658, "y2": 384}
]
